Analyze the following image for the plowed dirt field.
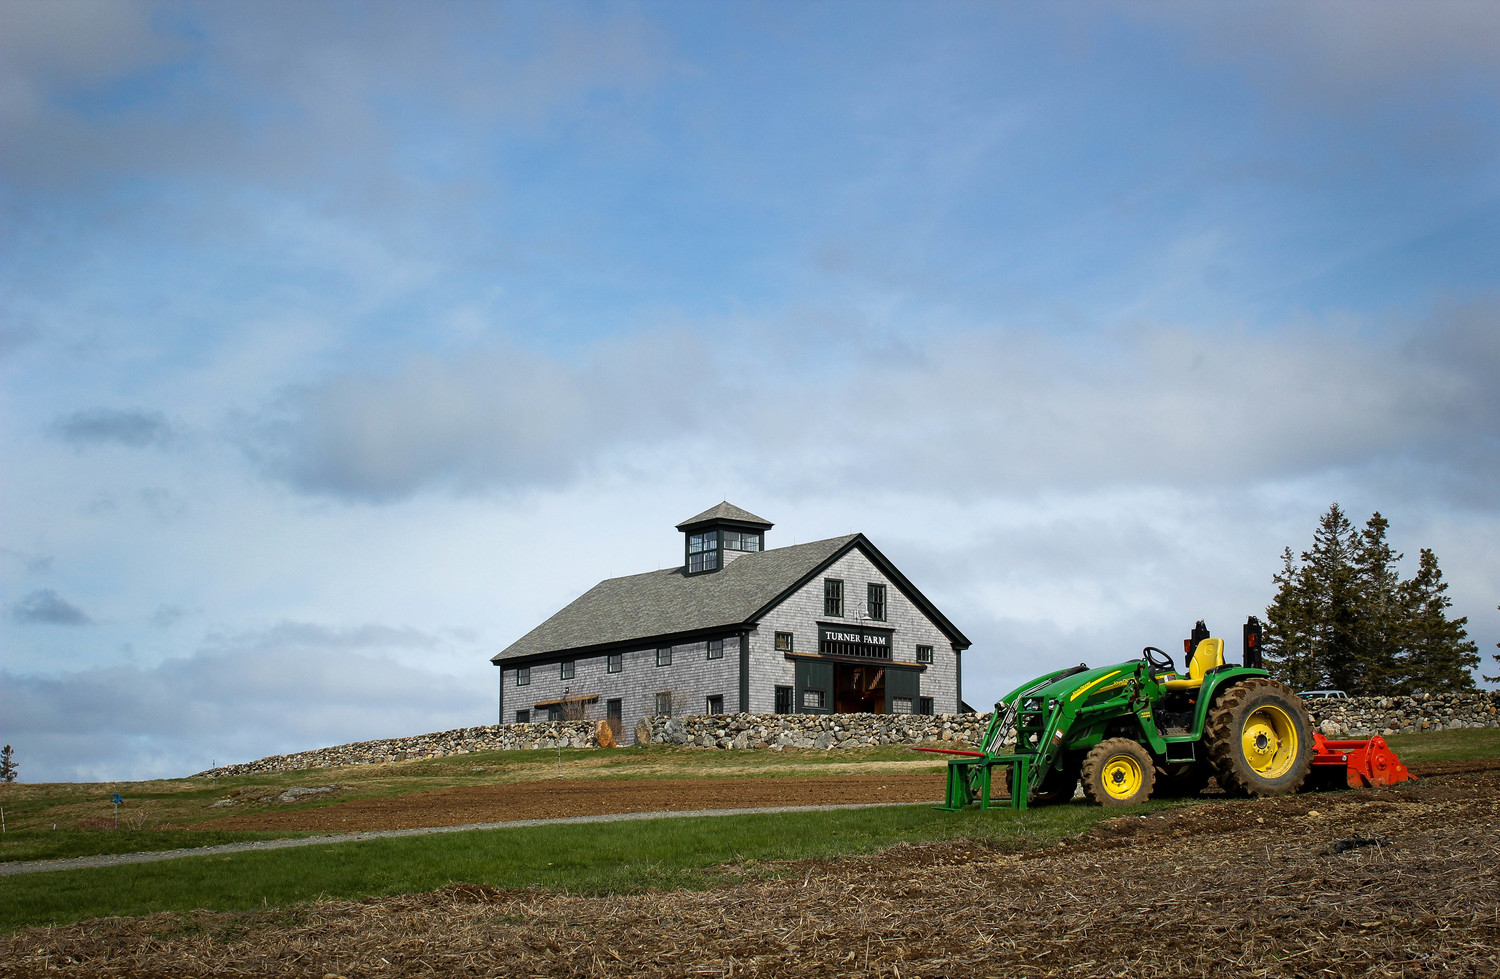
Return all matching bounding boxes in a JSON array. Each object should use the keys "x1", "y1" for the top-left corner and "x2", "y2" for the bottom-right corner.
[
  {"x1": 204, "y1": 773, "x2": 947, "y2": 832},
  {"x1": 7, "y1": 764, "x2": 1499, "y2": 978}
]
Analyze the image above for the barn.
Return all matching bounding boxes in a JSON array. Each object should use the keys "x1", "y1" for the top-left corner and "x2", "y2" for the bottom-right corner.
[{"x1": 491, "y1": 503, "x2": 971, "y2": 742}]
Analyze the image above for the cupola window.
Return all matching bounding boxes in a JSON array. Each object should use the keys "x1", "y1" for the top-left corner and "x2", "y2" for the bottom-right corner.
[
  {"x1": 722, "y1": 530, "x2": 761, "y2": 552},
  {"x1": 687, "y1": 530, "x2": 719, "y2": 573}
]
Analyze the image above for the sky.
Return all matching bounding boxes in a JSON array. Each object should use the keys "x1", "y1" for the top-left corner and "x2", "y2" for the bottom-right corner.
[{"x1": 2, "y1": 0, "x2": 1498, "y2": 783}]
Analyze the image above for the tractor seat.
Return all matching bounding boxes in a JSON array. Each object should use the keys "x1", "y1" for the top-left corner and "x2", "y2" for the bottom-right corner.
[{"x1": 1162, "y1": 638, "x2": 1225, "y2": 691}]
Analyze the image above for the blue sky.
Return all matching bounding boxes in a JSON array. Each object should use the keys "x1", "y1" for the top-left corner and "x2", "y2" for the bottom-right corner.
[{"x1": 3, "y1": 0, "x2": 1497, "y2": 781}]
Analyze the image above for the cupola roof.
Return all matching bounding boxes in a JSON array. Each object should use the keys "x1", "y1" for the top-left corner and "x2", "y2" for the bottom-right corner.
[{"x1": 675, "y1": 501, "x2": 773, "y2": 531}]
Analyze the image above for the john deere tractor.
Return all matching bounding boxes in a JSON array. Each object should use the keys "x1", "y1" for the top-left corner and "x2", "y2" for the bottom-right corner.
[{"x1": 933, "y1": 617, "x2": 1319, "y2": 809}]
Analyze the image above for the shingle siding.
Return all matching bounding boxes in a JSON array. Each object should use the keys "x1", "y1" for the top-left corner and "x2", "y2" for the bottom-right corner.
[
  {"x1": 749, "y1": 547, "x2": 959, "y2": 713},
  {"x1": 501, "y1": 637, "x2": 743, "y2": 741}
]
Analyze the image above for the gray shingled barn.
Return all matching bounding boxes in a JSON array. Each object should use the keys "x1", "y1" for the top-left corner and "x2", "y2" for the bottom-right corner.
[{"x1": 492, "y1": 503, "x2": 971, "y2": 743}]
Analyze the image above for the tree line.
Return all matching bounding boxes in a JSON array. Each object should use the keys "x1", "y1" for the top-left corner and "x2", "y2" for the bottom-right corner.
[{"x1": 1263, "y1": 503, "x2": 1481, "y2": 695}]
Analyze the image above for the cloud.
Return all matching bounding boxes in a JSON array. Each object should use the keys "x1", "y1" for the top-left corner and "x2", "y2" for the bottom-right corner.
[
  {"x1": 0, "y1": 548, "x2": 54, "y2": 575},
  {"x1": 237, "y1": 312, "x2": 1500, "y2": 509},
  {"x1": 0, "y1": 621, "x2": 491, "y2": 781},
  {"x1": 51, "y1": 408, "x2": 174, "y2": 449},
  {"x1": 150, "y1": 605, "x2": 187, "y2": 629},
  {"x1": 1135, "y1": 1, "x2": 1500, "y2": 99},
  {"x1": 0, "y1": 1, "x2": 667, "y2": 200},
  {"x1": 238, "y1": 337, "x2": 709, "y2": 502},
  {"x1": 7, "y1": 589, "x2": 93, "y2": 626}
]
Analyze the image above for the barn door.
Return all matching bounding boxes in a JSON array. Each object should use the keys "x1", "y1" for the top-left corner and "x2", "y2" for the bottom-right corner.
[
  {"x1": 794, "y1": 659, "x2": 834, "y2": 714},
  {"x1": 885, "y1": 666, "x2": 921, "y2": 714}
]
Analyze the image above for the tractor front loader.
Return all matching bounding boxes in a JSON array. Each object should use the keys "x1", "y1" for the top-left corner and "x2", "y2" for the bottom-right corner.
[{"x1": 929, "y1": 617, "x2": 1413, "y2": 810}]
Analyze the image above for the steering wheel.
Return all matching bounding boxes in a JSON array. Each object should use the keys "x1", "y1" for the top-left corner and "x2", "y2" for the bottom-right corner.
[{"x1": 1142, "y1": 646, "x2": 1175, "y2": 674}]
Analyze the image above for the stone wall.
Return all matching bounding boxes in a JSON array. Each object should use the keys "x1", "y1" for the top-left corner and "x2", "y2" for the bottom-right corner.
[
  {"x1": 193, "y1": 721, "x2": 603, "y2": 778},
  {"x1": 1305, "y1": 691, "x2": 1500, "y2": 738},
  {"x1": 191, "y1": 690, "x2": 1499, "y2": 777},
  {"x1": 636, "y1": 712, "x2": 989, "y2": 750}
]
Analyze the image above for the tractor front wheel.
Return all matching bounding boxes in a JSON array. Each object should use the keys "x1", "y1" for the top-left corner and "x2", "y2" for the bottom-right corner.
[
  {"x1": 1204, "y1": 678, "x2": 1314, "y2": 797},
  {"x1": 1081, "y1": 738, "x2": 1155, "y2": 806}
]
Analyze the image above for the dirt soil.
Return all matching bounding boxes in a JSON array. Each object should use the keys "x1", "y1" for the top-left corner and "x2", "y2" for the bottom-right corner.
[
  {"x1": 7, "y1": 765, "x2": 1499, "y2": 978},
  {"x1": 201, "y1": 773, "x2": 948, "y2": 832}
]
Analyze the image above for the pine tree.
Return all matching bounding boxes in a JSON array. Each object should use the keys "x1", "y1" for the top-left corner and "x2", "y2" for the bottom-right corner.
[
  {"x1": 1301, "y1": 504, "x2": 1365, "y2": 692},
  {"x1": 1396, "y1": 548, "x2": 1479, "y2": 693},
  {"x1": 1351, "y1": 513, "x2": 1403, "y2": 690},
  {"x1": 0, "y1": 745, "x2": 16, "y2": 783},
  {"x1": 1262, "y1": 547, "x2": 1322, "y2": 689},
  {"x1": 1264, "y1": 506, "x2": 1478, "y2": 694}
]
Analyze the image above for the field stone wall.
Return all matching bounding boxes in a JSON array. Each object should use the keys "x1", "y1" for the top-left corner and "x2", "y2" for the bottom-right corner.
[
  {"x1": 193, "y1": 722, "x2": 603, "y2": 778},
  {"x1": 637, "y1": 712, "x2": 989, "y2": 750},
  {"x1": 1305, "y1": 691, "x2": 1500, "y2": 738},
  {"x1": 192, "y1": 690, "x2": 1499, "y2": 777}
]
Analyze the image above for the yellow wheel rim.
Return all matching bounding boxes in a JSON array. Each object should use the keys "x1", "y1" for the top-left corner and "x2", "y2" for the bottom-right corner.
[
  {"x1": 1241, "y1": 704, "x2": 1299, "y2": 778},
  {"x1": 1101, "y1": 753, "x2": 1144, "y2": 800}
]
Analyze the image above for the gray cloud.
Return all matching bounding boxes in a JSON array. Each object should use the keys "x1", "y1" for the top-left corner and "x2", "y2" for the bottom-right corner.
[
  {"x1": 239, "y1": 338, "x2": 709, "y2": 502},
  {"x1": 7, "y1": 589, "x2": 93, "y2": 626},
  {"x1": 1, "y1": 621, "x2": 490, "y2": 781},
  {"x1": 0, "y1": 1, "x2": 666, "y2": 198},
  {"x1": 1135, "y1": 1, "x2": 1500, "y2": 99},
  {"x1": 0, "y1": 547, "x2": 54, "y2": 575},
  {"x1": 150, "y1": 605, "x2": 187, "y2": 629},
  {"x1": 52, "y1": 408, "x2": 173, "y2": 449},
  {"x1": 237, "y1": 313, "x2": 1500, "y2": 510}
]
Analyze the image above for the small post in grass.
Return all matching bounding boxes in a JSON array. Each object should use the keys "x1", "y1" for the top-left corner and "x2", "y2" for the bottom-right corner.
[{"x1": 110, "y1": 793, "x2": 123, "y2": 829}]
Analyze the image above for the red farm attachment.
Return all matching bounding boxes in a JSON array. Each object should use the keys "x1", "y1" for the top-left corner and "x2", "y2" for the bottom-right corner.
[{"x1": 1309, "y1": 732, "x2": 1415, "y2": 788}]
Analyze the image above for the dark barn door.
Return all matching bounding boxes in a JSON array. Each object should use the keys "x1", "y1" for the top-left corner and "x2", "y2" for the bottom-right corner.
[
  {"x1": 885, "y1": 666, "x2": 921, "y2": 715},
  {"x1": 794, "y1": 659, "x2": 834, "y2": 714}
]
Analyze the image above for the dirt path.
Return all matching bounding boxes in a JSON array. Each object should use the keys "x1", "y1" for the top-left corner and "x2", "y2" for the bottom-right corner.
[{"x1": 7, "y1": 768, "x2": 1498, "y2": 977}]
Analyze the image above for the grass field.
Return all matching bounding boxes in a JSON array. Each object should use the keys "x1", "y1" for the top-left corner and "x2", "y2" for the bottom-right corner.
[
  {"x1": 0, "y1": 801, "x2": 1135, "y2": 933},
  {"x1": 0, "y1": 744, "x2": 933, "y2": 862},
  {"x1": 2, "y1": 727, "x2": 1495, "y2": 936}
]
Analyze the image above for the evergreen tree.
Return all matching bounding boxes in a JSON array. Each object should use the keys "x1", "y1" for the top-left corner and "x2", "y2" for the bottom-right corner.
[
  {"x1": 1264, "y1": 506, "x2": 1478, "y2": 694},
  {"x1": 1396, "y1": 548, "x2": 1479, "y2": 693},
  {"x1": 0, "y1": 745, "x2": 15, "y2": 783},
  {"x1": 1300, "y1": 504, "x2": 1364, "y2": 692},
  {"x1": 1262, "y1": 547, "x2": 1322, "y2": 689},
  {"x1": 1350, "y1": 513, "x2": 1402, "y2": 690}
]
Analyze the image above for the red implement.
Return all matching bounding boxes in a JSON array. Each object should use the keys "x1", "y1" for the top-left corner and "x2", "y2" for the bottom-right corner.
[{"x1": 1310, "y1": 732, "x2": 1416, "y2": 788}]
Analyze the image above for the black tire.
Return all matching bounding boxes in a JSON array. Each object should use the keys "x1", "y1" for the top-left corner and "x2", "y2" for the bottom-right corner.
[
  {"x1": 1154, "y1": 760, "x2": 1213, "y2": 798},
  {"x1": 1204, "y1": 678, "x2": 1314, "y2": 797},
  {"x1": 1002, "y1": 752, "x2": 1080, "y2": 805},
  {"x1": 1034, "y1": 752, "x2": 1083, "y2": 805},
  {"x1": 1081, "y1": 738, "x2": 1156, "y2": 806}
]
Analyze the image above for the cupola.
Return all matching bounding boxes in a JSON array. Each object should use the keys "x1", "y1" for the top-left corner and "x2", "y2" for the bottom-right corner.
[{"x1": 675, "y1": 502, "x2": 774, "y2": 574}]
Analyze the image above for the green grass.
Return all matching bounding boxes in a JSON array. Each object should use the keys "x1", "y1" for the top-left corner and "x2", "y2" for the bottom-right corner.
[
  {"x1": 0, "y1": 829, "x2": 320, "y2": 864},
  {"x1": 2, "y1": 726, "x2": 1493, "y2": 935},
  {"x1": 1383, "y1": 726, "x2": 1500, "y2": 763},
  {"x1": 0, "y1": 800, "x2": 1142, "y2": 934},
  {"x1": 0, "y1": 743, "x2": 937, "y2": 862}
]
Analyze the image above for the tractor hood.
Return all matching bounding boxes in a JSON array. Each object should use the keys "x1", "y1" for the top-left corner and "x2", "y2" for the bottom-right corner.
[{"x1": 1016, "y1": 661, "x2": 1140, "y2": 708}]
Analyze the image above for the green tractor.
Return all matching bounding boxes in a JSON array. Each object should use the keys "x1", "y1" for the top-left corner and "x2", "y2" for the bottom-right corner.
[{"x1": 934, "y1": 617, "x2": 1316, "y2": 809}]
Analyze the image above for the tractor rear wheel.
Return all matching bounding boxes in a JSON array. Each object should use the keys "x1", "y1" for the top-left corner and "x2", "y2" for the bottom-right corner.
[
  {"x1": 1081, "y1": 738, "x2": 1155, "y2": 806},
  {"x1": 1204, "y1": 678, "x2": 1313, "y2": 797}
]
